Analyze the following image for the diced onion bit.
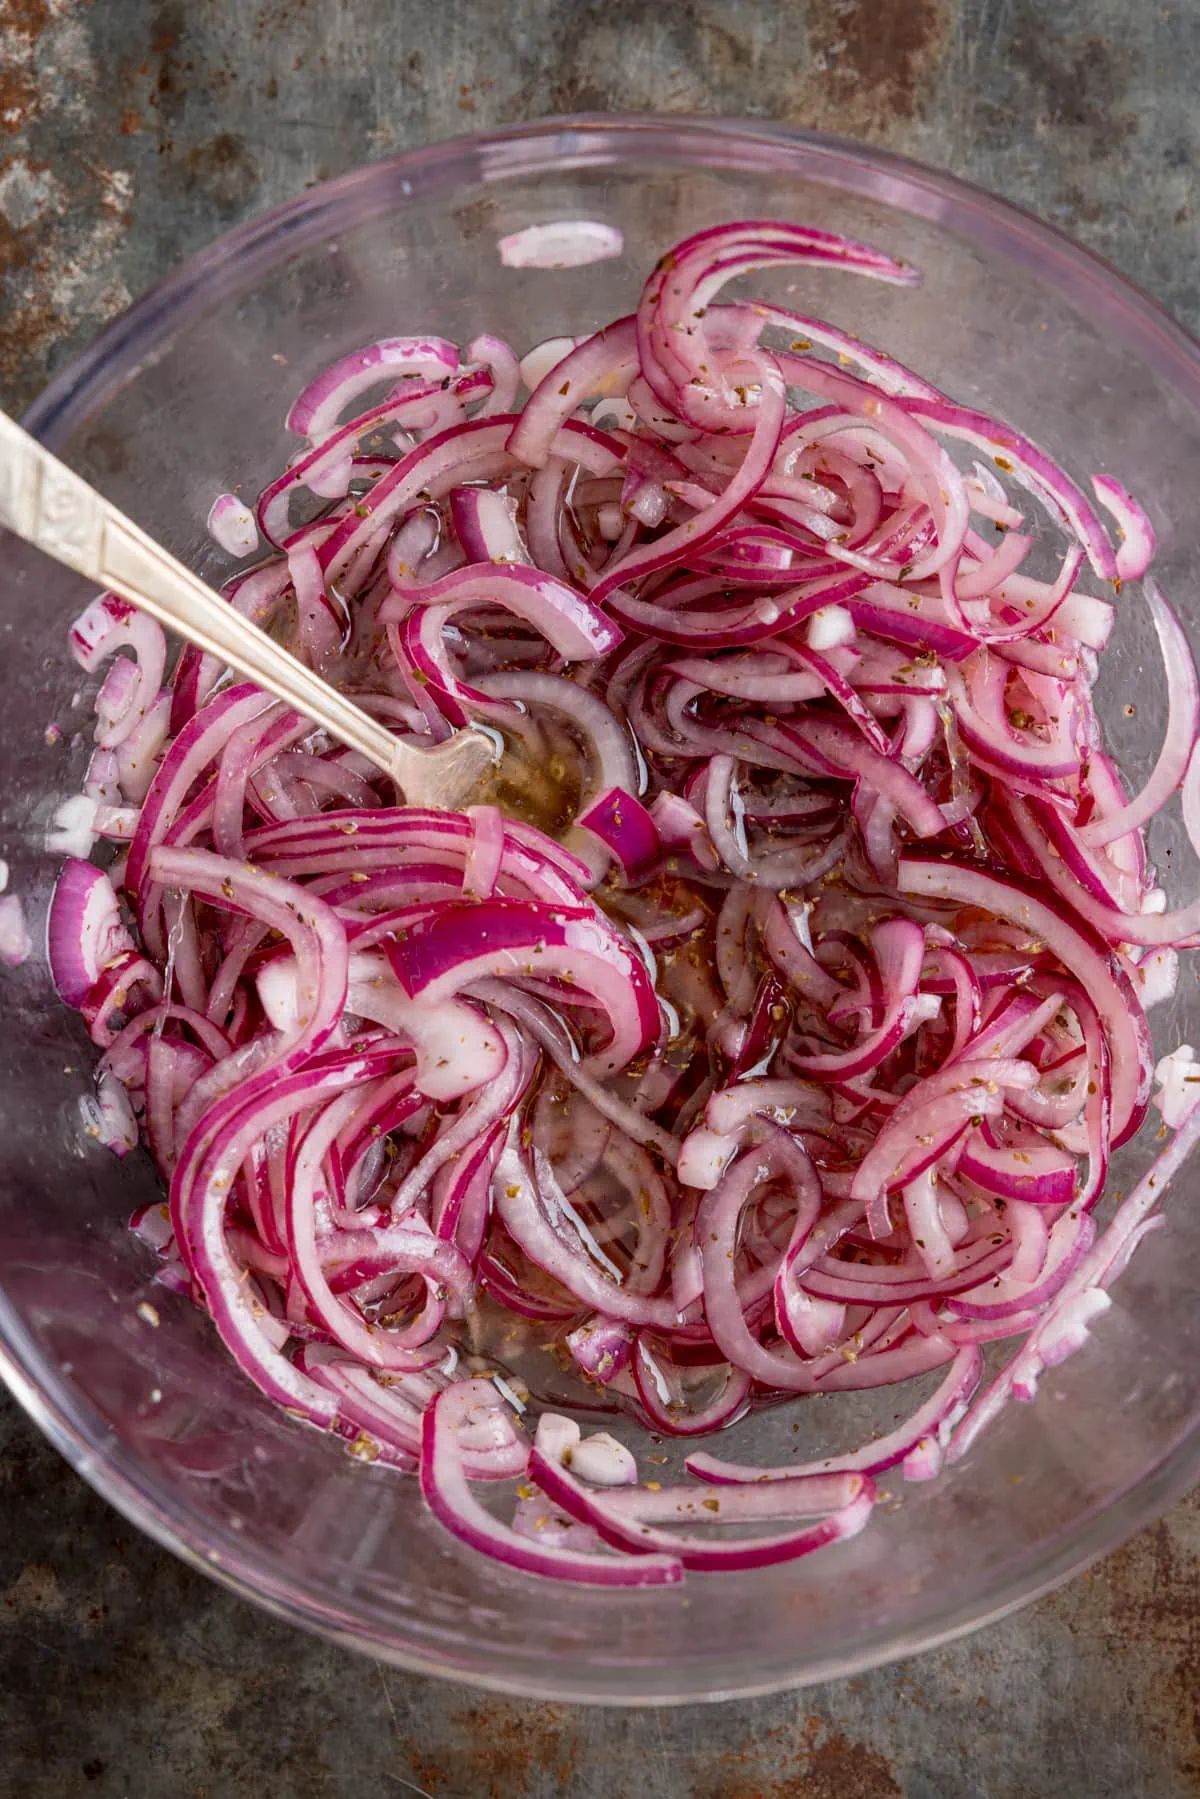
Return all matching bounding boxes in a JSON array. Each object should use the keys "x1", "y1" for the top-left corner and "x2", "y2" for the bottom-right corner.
[
  {"x1": 47, "y1": 220, "x2": 1199, "y2": 1585},
  {"x1": 497, "y1": 221, "x2": 625, "y2": 271},
  {"x1": 206, "y1": 492, "x2": 260, "y2": 559},
  {"x1": 0, "y1": 893, "x2": 31, "y2": 968}
]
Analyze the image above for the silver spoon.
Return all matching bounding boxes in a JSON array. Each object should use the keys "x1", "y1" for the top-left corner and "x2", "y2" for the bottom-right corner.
[{"x1": 0, "y1": 411, "x2": 498, "y2": 810}]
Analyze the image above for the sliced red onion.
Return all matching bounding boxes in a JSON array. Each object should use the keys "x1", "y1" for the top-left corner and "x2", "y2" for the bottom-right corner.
[
  {"x1": 44, "y1": 214, "x2": 1199, "y2": 1597},
  {"x1": 648, "y1": 791, "x2": 718, "y2": 871},
  {"x1": 518, "y1": 335, "x2": 583, "y2": 391},
  {"x1": 576, "y1": 787, "x2": 660, "y2": 881},
  {"x1": 903, "y1": 398, "x2": 1119, "y2": 581},
  {"x1": 638, "y1": 220, "x2": 916, "y2": 433},
  {"x1": 592, "y1": 359, "x2": 788, "y2": 609},
  {"x1": 474, "y1": 981, "x2": 679, "y2": 1164},
  {"x1": 566, "y1": 1318, "x2": 634, "y2": 1386},
  {"x1": 632, "y1": 1336, "x2": 752, "y2": 1435},
  {"x1": 261, "y1": 380, "x2": 460, "y2": 546},
  {"x1": 490, "y1": 668, "x2": 638, "y2": 784},
  {"x1": 898, "y1": 856, "x2": 1150, "y2": 1146},
  {"x1": 206, "y1": 493, "x2": 259, "y2": 558},
  {"x1": 507, "y1": 316, "x2": 639, "y2": 468},
  {"x1": 296, "y1": 1349, "x2": 426, "y2": 1470},
  {"x1": 744, "y1": 300, "x2": 944, "y2": 402},
  {"x1": 287, "y1": 1091, "x2": 470, "y2": 1367},
  {"x1": 463, "y1": 804, "x2": 505, "y2": 899},
  {"x1": 850, "y1": 1057, "x2": 1036, "y2": 1239},
  {"x1": 388, "y1": 561, "x2": 624, "y2": 729},
  {"x1": 263, "y1": 945, "x2": 508, "y2": 1103},
  {"x1": 385, "y1": 897, "x2": 657, "y2": 1078},
  {"x1": 944, "y1": 662, "x2": 1080, "y2": 782},
  {"x1": 0, "y1": 894, "x2": 31, "y2": 969},
  {"x1": 801, "y1": 1234, "x2": 1015, "y2": 1305},
  {"x1": 449, "y1": 486, "x2": 527, "y2": 564},
  {"x1": 47, "y1": 859, "x2": 134, "y2": 1005},
  {"x1": 493, "y1": 1133, "x2": 681, "y2": 1329},
  {"x1": 174, "y1": 1049, "x2": 412, "y2": 1420},
  {"x1": 421, "y1": 1383, "x2": 682, "y2": 1586},
  {"x1": 948, "y1": 1098, "x2": 1200, "y2": 1461},
  {"x1": 1077, "y1": 582, "x2": 1196, "y2": 847},
  {"x1": 498, "y1": 220, "x2": 624, "y2": 270},
  {"x1": 529, "y1": 1415, "x2": 876, "y2": 1572},
  {"x1": 286, "y1": 336, "x2": 460, "y2": 438},
  {"x1": 946, "y1": 1207, "x2": 1093, "y2": 1321},
  {"x1": 510, "y1": 1496, "x2": 603, "y2": 1552},
  {"x1": 70, "y1": 592, "x2": 168, "y2": 751},
  {"x1": 956, "y1": 1120, "x2": 1077, "y2": 1206},
  {"x1": 1092, "y1": 475, "x2": 1156, "y2": 580},
  {"x1": 788, "y1": 917, "x2": 933, "y2": 1084},
  {"x1": 687, "y1": 1345, "x2": 982, "y2": 1487},
  {"x1": 464, "y1": 334, "x2": 520, "y2": 416},
  {"x1": 602, "y1": 1468, "x2": 866, "y2": 1522}
]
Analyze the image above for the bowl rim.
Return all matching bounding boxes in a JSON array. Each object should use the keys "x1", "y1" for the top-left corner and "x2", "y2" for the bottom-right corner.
[
  {"x1": 27, "y1": 112, "x2": 1200, "y2": 447},
  {"x1": 13, "y1": 111, "x2": 1200, "y2": 1704}
]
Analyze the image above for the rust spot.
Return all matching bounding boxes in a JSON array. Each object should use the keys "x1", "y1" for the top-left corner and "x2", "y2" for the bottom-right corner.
[
  {"x1": 3, "y1": 1562, "x2": 66, "y2": 1618},
  {"x1": 699, "y1": 1715, "x2": 903, "y2": 1799},
  {"x1": 1007, "y1": 0, "x2": 1138, "y2": 152},
  {"x1": 801, "y1": 1729, "x2": 904, "y2": 1799},
  {"x1": 0, "y1": 153, "x2": 53, "y2": 294},
  {"x1": 0, "y1": 151, "x2": 131, "y2": 411},
  {"x1": 1, "y1": 0, "x2": 49, "y2": 41},
  {"x1": 696, "y1": 16, "x2": 754, "y2": 76},
  {"x1": 1078, "y1": 1511, "x2": 1200, "y2": 1787},
  {"x1": 145, "y1": 0, "x2": 187, "y2": 118},
  {"x1": 0, "y1": 67, "x2": 38, "y2": 133},
  {"x1": 452, "y1": 196, "x2": 494, "y2": 243},
  {"x1": 805, "y1": 0, "x2": 950, "y2": 126},
  {"x1": 546, "y1": 69, "x2": 613, "y2": 116},
  {"x1": 395, "y1": 1700, "x2": 580, "y2": 1798},
  {"x1": 118, "y1": 108, "x2": 144, "y2": 136}
]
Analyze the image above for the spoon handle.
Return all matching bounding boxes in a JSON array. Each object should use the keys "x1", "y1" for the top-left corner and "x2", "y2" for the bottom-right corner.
[{"x1": 0, "y1": 410, "x2": 495, "y2": 807}]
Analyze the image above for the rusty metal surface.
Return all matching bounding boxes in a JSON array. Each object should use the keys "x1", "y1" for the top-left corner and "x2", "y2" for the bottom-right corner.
[
  {"x1": 2, "y1": 1397, "x2": 1198, "y2": 1797},
  {"x1": 2, "y1": 1, "x2": 1199, "y2": 1793}
]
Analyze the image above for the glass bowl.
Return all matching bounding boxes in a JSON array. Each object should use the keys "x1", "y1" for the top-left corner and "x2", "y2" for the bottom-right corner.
[{"x1": 4, "y1": 115, "x2": 1200, "y2": 1705}]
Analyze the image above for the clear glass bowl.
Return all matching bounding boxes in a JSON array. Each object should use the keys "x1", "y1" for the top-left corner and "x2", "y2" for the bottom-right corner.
[{"x1": 4, "y1": 116, "x2": 1200, "y2": 1704}]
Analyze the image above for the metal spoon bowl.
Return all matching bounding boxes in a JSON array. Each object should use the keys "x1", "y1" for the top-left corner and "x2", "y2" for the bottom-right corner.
[{"x1": 0, "y1": 409, "x2": 498, "y2": 812}]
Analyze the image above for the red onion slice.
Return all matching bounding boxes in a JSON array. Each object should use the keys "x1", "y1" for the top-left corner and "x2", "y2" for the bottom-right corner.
[
  {"x1": 689, "y1": 1344, "x2": 983, "y2": 1487},
  {"x1": 44, "y1": 212, "x2": 1200, "y2": 1598},
  {"x1": 286, "y1": 336, "x2": 460, "y2": 438},
  {"x1": 529, "y1": 1415, "x2": 876, "y2": 1572},
  {"x1": 206, "y1": 492, "x2": 259, "y2": 558},
  {"x1": 576, "y1": 787, "x2": 660, "y2": 881},
  {"x1": 47, "y1": 859, "x2": 134, "y2": 1004},
  {"x1": 420, "y1": 1384, "x2": 682, "y2": 1586},
  {"x1": 1092, "y1": 475, "x2": 1156, "y2": 580},
  {"x1": 1077, "y1": 582, "x2": 1197, "y2": 848},
  {"x1": 498, "y1": 220, "x2": 624, "y2": 271},
  {"x1": 0, "y1": 894, "x2": 31, "y2": 970}
]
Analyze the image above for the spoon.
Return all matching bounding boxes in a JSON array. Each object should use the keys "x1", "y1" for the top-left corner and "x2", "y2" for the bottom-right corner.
[{"x1": 0, "y1": 411, "x2": 498, "y2": 811}]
